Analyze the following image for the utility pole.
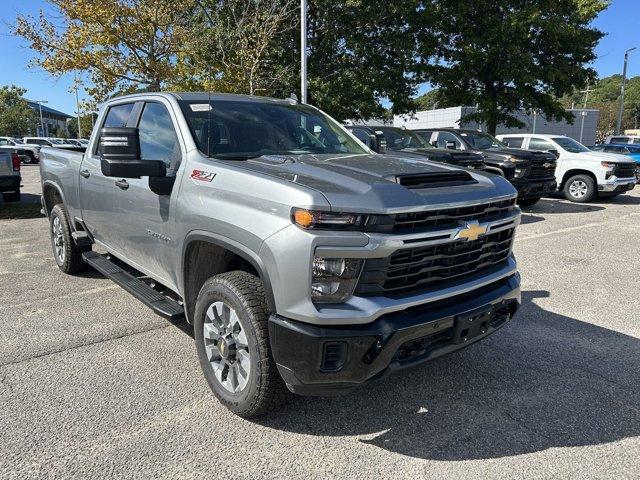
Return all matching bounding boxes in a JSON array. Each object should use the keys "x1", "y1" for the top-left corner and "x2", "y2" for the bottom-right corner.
[
  {"x1": 300, "y1": 0, "x2": 307, "y2": 103},
  {"x1": 580, "y1": 82, "x2": 593, "y2": 109},
  {"x1": 616, "y1": 47, "x2": 636, "y2": 135},
  {"x1": 74, "y1": 74, "x2": 82, "y2": 139},
  {"x1": 532, "y1": 110, "x2": 538, "y2": 134},
  {"x1": 579, "y1": 111, "x2": 587, "y2": 144}
]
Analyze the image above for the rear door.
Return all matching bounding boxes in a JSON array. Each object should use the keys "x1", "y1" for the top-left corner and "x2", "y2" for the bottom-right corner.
[
  {"x1": 79, "y1": 102, "x2": 136, "y2": 249},
  {"x1": 110, "y1": 100, "x2": 183, "y2": 286}
]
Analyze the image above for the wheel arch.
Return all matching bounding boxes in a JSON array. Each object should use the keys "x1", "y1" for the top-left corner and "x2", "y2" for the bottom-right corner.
[
  {"x1": 41, "y1": 181, "x2": 66, "y2": 217},
  {"x1": 180, "y1": 231, "x2": 276, "y2": 323},
  {"x1": 560, "y1": 169, "x2": 597, "y2": 189}
]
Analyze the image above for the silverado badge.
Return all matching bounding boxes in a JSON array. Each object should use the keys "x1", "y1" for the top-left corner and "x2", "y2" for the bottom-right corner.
[{"x1": 455, "y1": 220, "x2": 487, "y2": 242}]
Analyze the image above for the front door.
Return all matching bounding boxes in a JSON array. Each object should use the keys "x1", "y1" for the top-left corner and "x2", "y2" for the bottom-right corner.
[{"x1": 111, "y1": 100, "x2": 183, "y2": 288}]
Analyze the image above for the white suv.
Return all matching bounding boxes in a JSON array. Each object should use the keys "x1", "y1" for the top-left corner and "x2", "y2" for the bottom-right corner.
[{"x1": 497, "y1": 134, "x2": 637, "y2": 202}]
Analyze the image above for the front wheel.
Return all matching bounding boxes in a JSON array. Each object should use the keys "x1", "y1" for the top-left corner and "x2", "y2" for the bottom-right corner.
[
  {"x1": 563, "y1": 175, "x2": 596, "y2": 203},
  {"x1": 50, "y1": 204, "x2": 89, "y2": 274},
  {"x1": 517, "y1": 197, "x2": 541, "y2": 207},
  {"x1": 194, "y1": 271, "x2": 289, "y2": 417}
]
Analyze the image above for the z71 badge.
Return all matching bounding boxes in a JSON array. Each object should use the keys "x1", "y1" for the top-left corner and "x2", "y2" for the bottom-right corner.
[{"x1": 190, "y1": 170, "x2": 216, "y2": 182}]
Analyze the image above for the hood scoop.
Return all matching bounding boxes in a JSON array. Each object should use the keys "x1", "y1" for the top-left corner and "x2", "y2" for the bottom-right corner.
[{"x1": 393, "y1": 170, "x2": 477, "y2": 189}]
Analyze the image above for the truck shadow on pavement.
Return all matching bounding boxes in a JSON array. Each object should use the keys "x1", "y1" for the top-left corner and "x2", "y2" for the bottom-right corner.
[{"x1": 260, "y1": 290, "x2": 640, "y2": 460}]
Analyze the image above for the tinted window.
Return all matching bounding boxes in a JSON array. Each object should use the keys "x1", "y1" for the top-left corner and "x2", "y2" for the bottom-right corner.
[
  {"x1": 436, "y1": 131, "x2": 462, "y2": 149},
  {"x1": 138, "y1": 103, "x2": 180, "y2": 166},
  {"x1": 378, "y1": 127, "x2": 429, "y2": 150},
  {"x1": 610, "y1": 137, "x2": 629, "y2": 144},
  {"x1": 459, "y1": 131, "x2": 503, "y2": 149},
  {"x1": 351, "y1": 128, "x2": 371, "y2": 145},
  {"x1": 632, "y1": 138, "x2": 640, "y2": 144},
  {"x1": 180, "y1": 100, "x2": 367, "y2": 157},
  {"x1": 0, "y1": 139, "x2": 8, "y2": 146},
  {"x1": 550, "y1": 137, "x2": 590, "y2": 153},
  {"x1": 529, "y1": 138, "x2": 553, "y2": 151},
  {"x1": 502, "y1": 137, "x2": 524, "y2": 148},
  {"x1": 103, "y1": 103, "x2": 135, "y2": 128}
]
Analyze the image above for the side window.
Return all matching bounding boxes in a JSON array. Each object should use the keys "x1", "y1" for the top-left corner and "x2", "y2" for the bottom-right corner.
[
  {"x1": 503, "y1": 137, "x2": 524, "y2": 148},
  {"x1": 436, "y1": 131, "x2": 462, "y2": 149},
  {"x1": 103, "y1": 103, "x2": 135, "y2": 128},
  {"x1": 528, "y1": 138, "x2": 553, "y2": 151},
  {"x1": 0, "y1": 139, "x2": 8, "y2": 146},
  {"x1": 351, "y1": 128, "x2": 371, "y2": 145},
  {"x1": 137, "y1": 102, "x2": 180, "y2": 166}
]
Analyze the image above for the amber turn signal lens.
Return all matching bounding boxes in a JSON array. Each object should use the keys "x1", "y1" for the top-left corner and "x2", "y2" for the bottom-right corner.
[{"x1": 293, "y1": 209, "x2": 314, "y2": 228}]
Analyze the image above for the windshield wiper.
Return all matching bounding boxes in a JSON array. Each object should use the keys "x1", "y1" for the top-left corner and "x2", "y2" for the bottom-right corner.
[{"x1": 211, "y1": 153, "x2": 264, "y2": 161}]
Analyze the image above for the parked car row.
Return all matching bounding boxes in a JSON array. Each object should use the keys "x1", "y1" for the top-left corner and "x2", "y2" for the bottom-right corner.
[{"x1": 349, "y1": 125, "x2": 637, "y2": 205}]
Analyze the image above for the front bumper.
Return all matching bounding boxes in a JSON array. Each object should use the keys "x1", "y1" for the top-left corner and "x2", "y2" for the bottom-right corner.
[
  {"x1": 598, "y1": 178, "x2": 636, "y2": 192},
  {"x1": 511, "y1": 177, "x2": 557, "y2": 199},
  {"x1": 0, "y1": 175, "x2": 20, "y2": 192},
  {"x1": 269, "y1": 273, "x2": 520, "y2": 396}
]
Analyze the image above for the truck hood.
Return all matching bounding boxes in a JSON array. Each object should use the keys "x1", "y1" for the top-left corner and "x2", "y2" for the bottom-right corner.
[
  {"x1": 575, "y1": 151, "x2": 637, "y2": 164},
  {"x1": 238, "y1": 153, "x2": 516, "y2": 213}
]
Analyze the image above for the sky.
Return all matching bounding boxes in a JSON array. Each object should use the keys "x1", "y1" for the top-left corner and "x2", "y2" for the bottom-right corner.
[{"x1": 0, "y1": 0, "x2": 639, "y2": 116}]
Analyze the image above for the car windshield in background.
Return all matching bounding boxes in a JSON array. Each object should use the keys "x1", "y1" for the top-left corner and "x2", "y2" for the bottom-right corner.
[
  {"x1": 179, "y1": 100, "x2": 368, "y2": 158},
  {"x1": 552, "y1": 137, "x2": 590, "y2": 153},
  {"x1": 460, "y1": 132, "x2": 504, "y2": 149},
  {"x1": 377, "y1": 127, "x2": 430, "y2": 150}
]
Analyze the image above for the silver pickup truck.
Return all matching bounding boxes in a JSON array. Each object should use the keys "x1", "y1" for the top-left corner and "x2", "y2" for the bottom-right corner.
[{"x1": 40, "y1": 92, "x2": 521, "y2": 417}]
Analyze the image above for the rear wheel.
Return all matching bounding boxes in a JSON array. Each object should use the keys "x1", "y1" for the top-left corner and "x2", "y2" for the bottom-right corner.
[
  {"x1": 194, "y1": 271, "x2": 288, "y2": 417},
  {"x1": 2, "y1": 189, "x2": 20, "y2": 202},
  {"x1": 563, "y1": 175, "x2": 596, "y2": 203},
  {"x1": 517, "y1": 197, "x2": 541, "y2": 207},
  {"x1": 50, "y1": 204, "x2": 89, "y2": 274}
]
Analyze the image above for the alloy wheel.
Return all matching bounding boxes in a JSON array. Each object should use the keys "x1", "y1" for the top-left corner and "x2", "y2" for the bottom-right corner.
[
  {"x1": 569, "y1": 180, "x2": 588, "y2": 199},
  {"x1": 52, "y1": 216, "x2": 65, "y2": 263}
]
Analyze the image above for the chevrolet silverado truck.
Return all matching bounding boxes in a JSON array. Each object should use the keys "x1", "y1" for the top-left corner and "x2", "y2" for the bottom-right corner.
[
  {"x1": 40, "y1": 93, "x2": 522, "y2": 417},
  {"x1": 498, "y1": 134, "x2": 637, "y2": 202},
  {"x1": 415, "y1": 129, "x2": 557, "y2": 207},
  {"x1": 346, "y1": 125, "x2": 486, "y2": 170}
]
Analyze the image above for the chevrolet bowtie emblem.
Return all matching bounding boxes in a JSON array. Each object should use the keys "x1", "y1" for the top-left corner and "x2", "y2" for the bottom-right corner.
[{"x1": 455, "y1": 220, "x2": 487, "y2": 242}]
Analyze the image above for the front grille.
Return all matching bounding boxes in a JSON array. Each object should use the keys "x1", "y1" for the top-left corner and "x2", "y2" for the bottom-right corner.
[
  {"x1": 388, "y1": 198, "x2": 516, "y2": 233},
  {"x1": 528, "y1": 161, "x2": 556, "y2": 178},
  {"x1": 613, "y1": 164, "x2": 637, "y2": 178},
  {"x1": 355, "y1": 228, "x2": 515, "y2": 297}
]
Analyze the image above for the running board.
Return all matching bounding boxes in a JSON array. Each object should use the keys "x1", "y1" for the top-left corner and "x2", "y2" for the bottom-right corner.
[{"x1": 82, "y1": 251, "x2": 185, "y2": 321}]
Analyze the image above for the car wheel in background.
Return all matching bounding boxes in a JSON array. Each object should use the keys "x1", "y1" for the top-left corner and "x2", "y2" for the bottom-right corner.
[
  {"x1": 563, "y1": 175, "x2": 596, "y2": 203},
  {"x1": 194, "y1": 271, "x2": 289, "y2": 418},
  {"x1": 49, "y1": 203, "x2": 89, "y2": 274}
]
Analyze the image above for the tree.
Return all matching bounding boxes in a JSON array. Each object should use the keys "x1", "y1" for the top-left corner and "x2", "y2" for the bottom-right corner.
[
  {"x1": 415, "y1": 88, "x2": 451, "y2": 111},
  {"x1": 419, "y1": 0, "x2": 608, "y2": 134},
  {"x1": 0, "y1": 86, "x2": 39, "y2": 136},
  {"x1": 13, "y1": 0, "x2": 194, "y2": 101},
  {"x1": 67, "y1": 113, "x2": 98, "y2": 139}
]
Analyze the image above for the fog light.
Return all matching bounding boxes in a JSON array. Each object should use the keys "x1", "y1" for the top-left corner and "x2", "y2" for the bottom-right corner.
[
  {"x1": 313, "y1": 257, "x2": 346, "y2": 277},
  {"x1": 311, "y1": 257, "x2": 363, "y2": 303}
]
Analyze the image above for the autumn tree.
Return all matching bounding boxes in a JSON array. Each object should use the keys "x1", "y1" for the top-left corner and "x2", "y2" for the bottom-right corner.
[
  {"x1": 419, "y1": 0, "x2": 608, "y2": 135},
  {"x1": 0, "y1": 86, "x2": 39, "y2": 137},
  {"x1": 13, "y1": 0, "x2": 194, "y2": 101}
]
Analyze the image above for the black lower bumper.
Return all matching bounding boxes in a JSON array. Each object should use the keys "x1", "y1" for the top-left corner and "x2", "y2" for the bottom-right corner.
[
  {"x1": 0, "y1": 176, "x2": 20, "y2": 193},
  {"x1": 512, "y1": 178, "x2": 557, "y2": 199},
  {"x1": 269, "y1": 274, "x2": 521, "y2": 396}
]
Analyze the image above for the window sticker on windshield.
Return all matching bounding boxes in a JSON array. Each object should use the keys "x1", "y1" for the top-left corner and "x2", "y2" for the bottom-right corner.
[{"x1": 190, "y1": 104, "x2": 212, "y2": 112}]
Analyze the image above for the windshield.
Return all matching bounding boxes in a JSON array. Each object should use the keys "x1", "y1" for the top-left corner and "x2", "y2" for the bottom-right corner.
[
  {"x1": 459, "y1": 132, "x2": 504, "y2": 149},
  {"x1": 49, "y1": 139, "x2": 63, "y2": 144},
  {"x1": 377, "y1": 127, "x2": 430, "y2": 150},
  {"x1": 179, "y1": 100, "x2": 368, "y2": 158},
  {"x1": 552, "y1": 137, "x2": 590, "y2": 153}
]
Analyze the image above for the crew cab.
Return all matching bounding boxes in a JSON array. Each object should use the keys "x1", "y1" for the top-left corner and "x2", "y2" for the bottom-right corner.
[
  {"x1": 346, "y1": 125, "x2": 485, "y2": 170},
  {"x1": 0, "y1": 137, "x2": 40, "y2": 163},
  {"x1": 40, "y1": 92, "x2": 522, "y2": 417},
  {"x1": 0, "y1": 149, "x2": 21, "y2": 202},
  {"x1": 414, "y1": 129, "x2": 557, "y2": 207},
  {"x1": 497, "y1": 134, "x2": 637, "y2": 202}
]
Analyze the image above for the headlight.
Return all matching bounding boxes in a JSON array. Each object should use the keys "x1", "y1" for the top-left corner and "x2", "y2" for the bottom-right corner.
[
  {"x1": 601, "y1": 161, "x2": 616, "y2": 169},
  {"x1": 505, "y1": 155, "x2": 528, "y2": 164},
  {"x1": 513, "y1": 167, "x2": 526, "y2": 178},
  {"x1": 292, "y1": 208, "x2": 368, "y2": 230},
  {"x1": 311, "y1": 257, "x2": 363, "y2": 303}
]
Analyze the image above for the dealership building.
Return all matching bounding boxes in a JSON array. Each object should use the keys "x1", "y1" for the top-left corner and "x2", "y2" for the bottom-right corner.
[
  {"x1": 394, "y1": 106, "x2": 600, "y2": 146},
  {"x1": 26, "y1": 100, "x2": 72, "y2": 136}
]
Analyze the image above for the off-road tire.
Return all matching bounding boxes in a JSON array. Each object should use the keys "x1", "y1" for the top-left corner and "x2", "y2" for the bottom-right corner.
[
  {"x1": 563, "y1": 174, "x2": 596, "y2": 203},
  {"x1": 194, "y1": 271, "x2": 289, "y2": 417},
  {"x1": 2, "y1": 190, "x2": 20, "y2": 202},
  {"x1": 517, "y1": 197, "x2": 541, "y2": 207},
  {"x1": 50, "y1": 203, "x2": 89, "y2": 274}
]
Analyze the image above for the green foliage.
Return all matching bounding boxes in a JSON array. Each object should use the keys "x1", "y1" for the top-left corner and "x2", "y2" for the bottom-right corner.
[
  {"x1": 0, "y1": 85, "x2": 39, "y2": 136},
  {"x1": 420, "y1": 0, "x2": 608, "y2": 134},
  {"x1": 67, "y1": 113, "x2": 97, "y2": 139}
]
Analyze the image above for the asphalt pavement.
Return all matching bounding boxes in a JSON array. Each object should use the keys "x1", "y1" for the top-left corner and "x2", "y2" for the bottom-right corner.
[{"x1": 1, "y1": 165, "x2": 639, "y2": 479}]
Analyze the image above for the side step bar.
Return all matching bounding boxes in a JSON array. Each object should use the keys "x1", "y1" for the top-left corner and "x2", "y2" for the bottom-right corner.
[{"x1": 82, "y1": 251, "x2": 185, "y2": 321}]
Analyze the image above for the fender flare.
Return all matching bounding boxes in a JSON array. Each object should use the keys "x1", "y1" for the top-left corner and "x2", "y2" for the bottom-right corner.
[
  {"x1": 180, "y1": 231, "x2": 277, "y2": 315},
  {"x1": 41, "y1": 180, "x2": 67, "y2": 216}
]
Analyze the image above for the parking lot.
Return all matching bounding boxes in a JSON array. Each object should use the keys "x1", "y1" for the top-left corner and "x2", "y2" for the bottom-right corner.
[{"x1": 1, "y1": 165, "x2": 639, "y2": 479}]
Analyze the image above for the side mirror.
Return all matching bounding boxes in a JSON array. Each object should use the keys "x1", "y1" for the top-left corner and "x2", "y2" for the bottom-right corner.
[
  {"x1": 431, "y1": 141, "x2": 438, "y2": 148},
  {"x1": 98, "y1": 127, "x2": 166, "y2": 178},
  {"x1": 368, "y1": 134, "x2": 387, "y2": 153},
  {"x1": 445, "y1": 140, "x2": 457, "y2": 150},
  {"x1": 548, "y1": 149, "x2": 559, "y2": 158}
]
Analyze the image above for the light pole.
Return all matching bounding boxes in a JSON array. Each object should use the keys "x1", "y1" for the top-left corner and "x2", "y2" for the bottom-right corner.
[
  {"x1": 532, "y1": 109, "x2": 538, "y2": 134},
  {"x1": 74, "y1": 74, "x2": 82, "y2": 139},
  {"x1": 300, "y1": 0, "x2": 307, "y2": 103},
  {"x1": 32, "y1": 100, "x2": 48, "y2": 136},
  {"x1": 616, "y1": 47, "x2": 636, "y2": 135},
  {"x1": 579, "y1": 111, "x2": 587, "y2": 144}
]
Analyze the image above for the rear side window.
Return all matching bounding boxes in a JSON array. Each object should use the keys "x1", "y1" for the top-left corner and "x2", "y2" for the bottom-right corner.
[
  {"x1": 436, "y1": 131, "x2": 462, "y2": 149},
  {"x1": 137, "y1": 102, "x2": 180, "y2": 166},
  {"x1": 610, "y1": 136, "x2": 629, "y2": 144},
  {"x1": 528, "y1": 138, "x2": 553, "y2": 151},
  {"x1": 502, "y1": 137, "x2": 524, "y2": 148},
  {"x1": 103, "y1": 103, "x2": 135, "y2": 128}
]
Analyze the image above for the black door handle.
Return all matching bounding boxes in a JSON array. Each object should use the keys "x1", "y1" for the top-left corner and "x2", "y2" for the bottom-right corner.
[
  {"x1": 115, "y1": 179, "x2": 129, "y2": 190},
  {"x1": 80, "y1": 169, "x2": 90, "y2": 178}
]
